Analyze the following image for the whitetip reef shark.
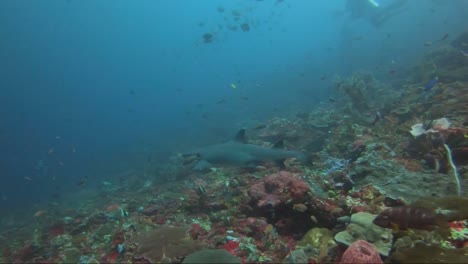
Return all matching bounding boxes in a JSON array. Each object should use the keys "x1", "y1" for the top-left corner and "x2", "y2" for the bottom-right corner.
[{"x1": 183, "y1": 129, "x2": 307, "y2": 170}]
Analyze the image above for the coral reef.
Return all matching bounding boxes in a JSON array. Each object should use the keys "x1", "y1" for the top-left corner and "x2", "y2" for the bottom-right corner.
[{"x1": 2, "y1": 29, "x2": 468, "y2": 264}]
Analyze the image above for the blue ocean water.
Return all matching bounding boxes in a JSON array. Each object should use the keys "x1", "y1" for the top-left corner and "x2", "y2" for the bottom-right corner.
[{"x1": 0, "y1": 0, "x2": 466, "y2": 212}]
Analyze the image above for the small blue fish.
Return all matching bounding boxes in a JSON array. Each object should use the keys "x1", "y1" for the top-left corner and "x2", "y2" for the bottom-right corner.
[{"x1": 424, "y1": 77, "x2": 438, "y2": 92}]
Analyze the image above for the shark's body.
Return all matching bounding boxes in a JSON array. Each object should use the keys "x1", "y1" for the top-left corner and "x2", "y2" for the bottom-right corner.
[{"x1": 185, "y1": 129, "x2": 306, "y2": 170}]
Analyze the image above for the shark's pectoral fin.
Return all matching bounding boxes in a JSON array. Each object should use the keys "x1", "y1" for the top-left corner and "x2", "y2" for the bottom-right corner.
[
  {"x1": 246, "y1": 161, "x2": 259, "y2": 168},
  {"x1": 234, "y1": 129, "x2": 248, "y2": 143},
  {"x1": 193, "y1": 160, "x2": 212, "y2": 171}
]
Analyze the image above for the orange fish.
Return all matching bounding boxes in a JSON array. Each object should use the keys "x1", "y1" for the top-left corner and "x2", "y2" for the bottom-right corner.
[{"x1": 106, "y1": 204, "x2": 120, "y2": 212}]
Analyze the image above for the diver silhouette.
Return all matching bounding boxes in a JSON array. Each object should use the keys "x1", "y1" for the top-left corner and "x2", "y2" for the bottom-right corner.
[{"x1": 345, "y1": 0, "x2": 408, "y2": 27}]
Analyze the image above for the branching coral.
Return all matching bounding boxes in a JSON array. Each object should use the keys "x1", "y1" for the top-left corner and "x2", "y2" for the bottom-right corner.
[{"x1": 332, "y1": 72, "x2": 400, "y2": 123}]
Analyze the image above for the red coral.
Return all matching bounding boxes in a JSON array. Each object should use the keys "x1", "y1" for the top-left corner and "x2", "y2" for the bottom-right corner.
[
  {"x1": 340, "y1": 240, "x2": 382, "y2": 264},
  {"x1": 49, "y1": 223, "x2": 65, "y2": 237},
  {"x1": 13, "y1": 245, "x2": 36, "y2": 263},
  {"x1": 112, "y1": 231, "x2": 124, "y2": 246},
  {"x1": 223, "y1": 240, "x2": 239, "y2": 255},
  {"x1": 154, "y1": 215, "x2": 167, "y2": 225},
  {"x1": 189, "y1": 223, "x2": 206, "y2": 240},
  {"x1": 351, "y1": 139, "x2": 365, "y2": 152},
  {"x1": 101, "y1": 251, "x2": 120, "y2": 263}
]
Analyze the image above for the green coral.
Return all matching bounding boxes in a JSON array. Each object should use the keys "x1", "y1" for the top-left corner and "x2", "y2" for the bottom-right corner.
[
  {"x1": 191, "y1": 218, "x2": 212, "y2": 231},
  {"x1": 450, "y1": 227, "x2": 468, "y2": 241},
  {"x1": 297, "y1": 228, "x2": 335, "y2": 248},
  {"x1": 239, "y1": 237, "x2": 258, "y2": 262}
]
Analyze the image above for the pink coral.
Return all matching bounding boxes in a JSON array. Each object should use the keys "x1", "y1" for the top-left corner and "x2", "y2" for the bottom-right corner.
[
  {"x1": 257, "y1": 194, "x2": 282, "y2": 207},
  {"x1": 248, "y1": 171, "x2": 310, "y2": 208},
  {"x1": 249, "y1": 180, "x2": 268, "y2": 200},
  {"x1": 340, "y1": 240, "x2": 382, "y2": 264},
  {"x1": 289, "y1": 177, "x2": 310, "y2": 201},
  {"x1": 263, "y1": 171, "x2": 290, "y2": 191}
]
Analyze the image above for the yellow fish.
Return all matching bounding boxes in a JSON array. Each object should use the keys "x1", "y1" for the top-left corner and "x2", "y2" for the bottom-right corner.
[
  {"x1": 263, "y1": 224, "x2": 274, "y2": 235},
  {"x1": 230, "y1": 83, "x2": 237, "y2": 89},
  {"x1": 293, "y1": 203, "x2": 308, "y2": 212}
]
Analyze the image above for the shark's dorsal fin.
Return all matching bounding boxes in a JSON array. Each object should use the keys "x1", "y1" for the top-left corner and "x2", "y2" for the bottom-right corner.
[
  {"x1": 273, "y1": 140, "x2": 287, "y2": 168},
  {"x1": 234, "y1": 129, "x2": 248, "y2": 143},
  {"x1": 272, "y1": 139, "x2": 284, "y2": 149}
]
